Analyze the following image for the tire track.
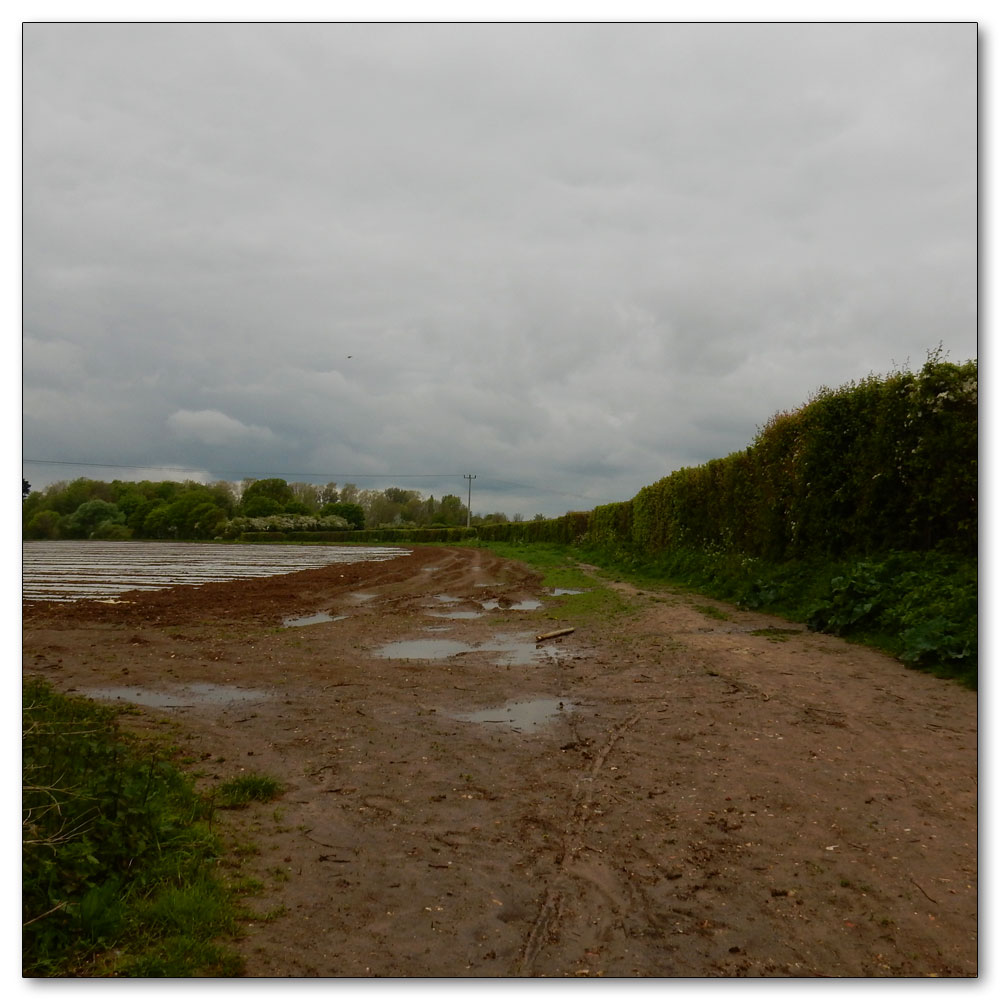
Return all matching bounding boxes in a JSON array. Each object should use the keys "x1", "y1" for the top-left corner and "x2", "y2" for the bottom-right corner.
[{"x1": 515, "y1": 710, "x2": 645, "y2": 975}]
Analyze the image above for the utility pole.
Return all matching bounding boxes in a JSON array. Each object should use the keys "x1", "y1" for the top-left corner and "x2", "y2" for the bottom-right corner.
[{"x1": 463, "y1": 474, "x2": 476, "y2": 528}]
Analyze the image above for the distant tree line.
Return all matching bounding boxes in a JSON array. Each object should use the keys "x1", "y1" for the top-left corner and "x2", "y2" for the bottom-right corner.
[{"x1": 22, "y1": 476, "x2": 543, "y2": 541}]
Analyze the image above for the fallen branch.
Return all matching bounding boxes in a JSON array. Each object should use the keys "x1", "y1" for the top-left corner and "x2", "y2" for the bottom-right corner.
[{"x1": 535, "y1": 627, "x2": 575, "y2": 642}]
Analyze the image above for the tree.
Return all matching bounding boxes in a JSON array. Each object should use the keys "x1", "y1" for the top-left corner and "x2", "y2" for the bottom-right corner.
[
  {"x1": 320, "y1": 502, "x2": 364, "y2": 529},
  {"x1": 185, "y1": 501, "x2": 228, "y2": 538},
  {"x1": 317, "y1": 482, "x2": 340, "y2": 506},
  {"x1": 24, "y1": 509, "x2": 60, "y2": 540},
  {"x1": 22, "y1": 479, "x2": 31, "y2": 498},
  {"x1": 142, "y1": 504, "x2": 174, "y2": 539},
  {"x1": 241, "y1": 496, "x2": 283, "y2": 518},
  {"x1": 435, "y1": 494, "x2": 467, "y2": 527},
  {"x1": 64, "y1": 499, "x2": 125, "y2": 539},
  {"x1": 289, "y1": 482, "x2": 321, "y2": 513},
  {"x1": 240, "y1": 478, "x2": 294, "y2": 512},
  {"x1": 45, "y1": 478, "x2": 114, "y2": 515}
]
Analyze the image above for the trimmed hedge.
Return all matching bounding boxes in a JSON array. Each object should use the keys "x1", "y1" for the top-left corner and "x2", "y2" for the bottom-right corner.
[
  {"x1": 588, "y1": 356, "x2": 976, "y2": 561},
  {"x1": 476, "y1": 512, "x2": 591, "y2": 545}
]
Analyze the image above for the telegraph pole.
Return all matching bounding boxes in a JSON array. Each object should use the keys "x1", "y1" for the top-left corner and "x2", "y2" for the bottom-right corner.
[{"x1": 463, "y1": 474, "x2": 476, "y2": 527}]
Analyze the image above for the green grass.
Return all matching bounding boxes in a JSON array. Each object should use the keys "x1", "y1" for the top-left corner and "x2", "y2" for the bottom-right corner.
[
  {"x1": 215, "y1": 774, "x2": 284, "y2": 809},
  {"x1": 475, "y1": 540, "x2": 633, "y2": 626},
  {"x1": 22, "y1": 679, "x2": 284, "y2": 977}
]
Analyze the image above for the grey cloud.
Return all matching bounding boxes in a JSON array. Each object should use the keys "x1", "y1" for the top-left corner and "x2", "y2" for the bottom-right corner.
[
  {"x1": 22, "y1": 23, "x2": 976, "y2": 516},
  {"x1": 166, "y1": 409, "x2": 278, "y2": 447}
]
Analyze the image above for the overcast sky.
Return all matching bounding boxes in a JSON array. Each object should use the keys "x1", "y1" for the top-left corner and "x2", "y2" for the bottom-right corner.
[{"x1": 21, "y1": 21, "x2": 977, "y2": 517}]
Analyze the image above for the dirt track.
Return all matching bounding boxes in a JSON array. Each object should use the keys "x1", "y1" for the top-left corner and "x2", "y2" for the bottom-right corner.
[{"x1": 22, "y1": 546, "x2": 978, "y2": 978}]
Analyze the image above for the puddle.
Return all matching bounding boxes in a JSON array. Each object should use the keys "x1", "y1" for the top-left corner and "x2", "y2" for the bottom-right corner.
[
  {"x1": 427, "y1": 610, "x2": 484, "y2": 620},
  {"x1": 433, "y1": 594, "x2": 462, "y2": 603},
  {"x1": 86, "y1": 683, "x2": 269, "y2": 710},
  {"x1": 376, "y1": 639, "x2": 473, "y2": 659},
  {"x1": 551, "y1": 588, "x2": 587, "y2": 596},
  {"x1": 283, "y1": 611, "x2": 348, "y2": 627},
  {"x1": 351, "y1": 593, "x2": 377, "y2": 602},
  {"x1": 375, "y1": 633, "x2": 564, "y2": 666},
  {"x1": 453, "y1": 698, "x2": 574, "y2": 732},
  {"x1": 479, "y1": 598, "x2": 543, "y2": 611}
]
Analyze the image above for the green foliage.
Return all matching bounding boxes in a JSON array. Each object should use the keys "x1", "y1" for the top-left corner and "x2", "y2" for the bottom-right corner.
[
  {"x1": 22, "y1": 680, "x2": 243, "y2": 976},
  {"x1": 576, "y1": 542, "x2": 977, "y2": 687},
  {"x1": 240, "y1": 496, "x2": 284, "y2": 517},
  {"x1": 475, "y1": 541, "x2": 631, "y2": 626},
  {"x1": 320, "y1": 501, "x2": 365, "y2": 529},
  {"x1": 239, "y1": 478, "x2": 294, "y2": 512},
  {"x1": 215, "y1": 774, "x2": 283, "y2": 809},
  {"x1": 24, "y1": 508, "x2": 62, "y2": 539},
  {"x1": 477, "y1": 512, "x2": 590, "y2": 545},
  {"x1": 63, "y1": 499, "x2": 127, "y2": 539},
  {"x1": 589, "y1": 354, "x2": 976, "y2": 562},
  {"x1": 23, "y1": 478, "x2": 237, "y2": 542}
]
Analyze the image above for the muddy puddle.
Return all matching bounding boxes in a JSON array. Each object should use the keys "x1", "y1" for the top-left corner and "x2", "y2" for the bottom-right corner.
[
  {"x1": 551, "y1": 588, "x2": 587, "y2": 596},
  {"x1": 452, "y1": 697, "x2": 574, "y2": 732},
  {"x1": 479, "y1": 598, "x2": 543, "y2": 611},
  {"x1": 282, "y1": 611, "x2": 348, "y2": 627},
  {"x1": 85, "y1": 683, "x2": 271, "y2": 710},
  {"x1": 423, "y1": 595, "x2": 542, "y2": 617},
  {"x1": 375, "y1": 633, "x2": 568, "y2": 666}
]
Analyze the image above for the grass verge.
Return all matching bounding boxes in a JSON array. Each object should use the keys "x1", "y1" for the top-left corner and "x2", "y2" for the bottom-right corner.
[
  {"x1": 574, "y1": 543, "x2": 977, "y2": 688},
  {"x1": 475, "y1": 538, "x2": 976, "y2": 688},
  {"x1": 474, "y1": 540, "x2": 634, "y2": 628},
  {"x1": 22, "y1": 678, "x2": 273, "y2": 977}
]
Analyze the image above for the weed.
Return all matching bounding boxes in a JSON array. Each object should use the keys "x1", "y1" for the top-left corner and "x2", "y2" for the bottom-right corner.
[{"x1": 216, "y1": 774, "x2": 284, "y2": 809}]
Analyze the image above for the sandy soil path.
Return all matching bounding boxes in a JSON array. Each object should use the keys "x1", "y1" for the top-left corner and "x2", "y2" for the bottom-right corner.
[{"x1": 22, "y1": 545, "x2": 978, "y2": 977}]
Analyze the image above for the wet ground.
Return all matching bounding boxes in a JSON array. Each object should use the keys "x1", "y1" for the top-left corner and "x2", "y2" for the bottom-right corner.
[{"x1": 22, "y1": 546, "x2": 978, "y2": 977}]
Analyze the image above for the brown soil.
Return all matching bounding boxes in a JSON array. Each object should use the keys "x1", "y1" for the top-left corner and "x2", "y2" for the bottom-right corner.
[{"x1": 22, "y1": 546, "x2": 978, "y2": 978}]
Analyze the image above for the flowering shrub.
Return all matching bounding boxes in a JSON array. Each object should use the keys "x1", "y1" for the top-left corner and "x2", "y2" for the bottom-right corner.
[{"x1": 220, "y1": 514, "x2": 349, "y2": 539}]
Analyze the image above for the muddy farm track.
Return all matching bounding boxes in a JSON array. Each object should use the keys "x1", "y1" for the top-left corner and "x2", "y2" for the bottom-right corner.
[{"x1": 22, "y1": 546, "x2": 978, "y2": 978}]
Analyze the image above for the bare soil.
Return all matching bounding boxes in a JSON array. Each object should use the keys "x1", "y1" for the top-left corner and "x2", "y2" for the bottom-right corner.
[{"x1": 22, "y1": 546, "x2": 978, "y2": 978}]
